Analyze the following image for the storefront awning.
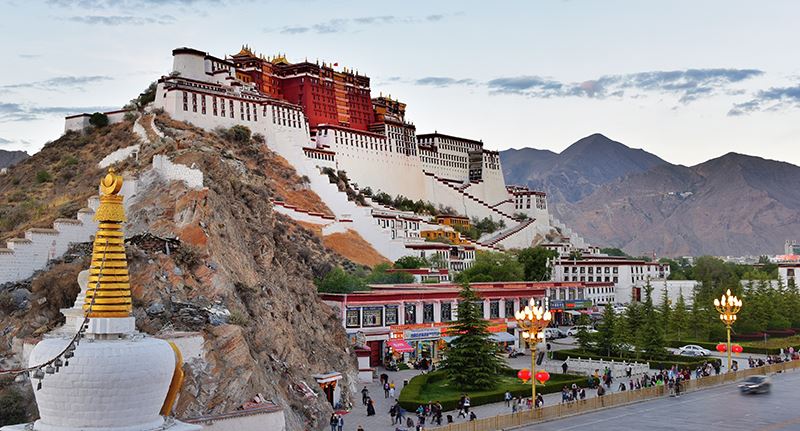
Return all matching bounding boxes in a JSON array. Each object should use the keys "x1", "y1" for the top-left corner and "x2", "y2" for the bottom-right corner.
[
  {"x1": 565, "y1": 310, "x2": 582, "y2": 316},
  {"x1": 490, "y1": 332, "x2": 516, "y2": 343},
  {"x1": 442, "y1": 336, "x2": 458, "y2": 343},
  {"x1": 387, "y1": 339, "x2": 414, "y2": 353}
]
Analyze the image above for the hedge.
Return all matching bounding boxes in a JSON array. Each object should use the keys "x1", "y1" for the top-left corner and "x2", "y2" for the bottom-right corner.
[
  {"x1": 666, "y1": 340, "x2": 784, "y2": 356},
  {"x1": 398, "y1": 369, "x2": 585, "y2": 412},
  {"x1": 551, "y1": 349, "x2": 720, "y2": 371}
]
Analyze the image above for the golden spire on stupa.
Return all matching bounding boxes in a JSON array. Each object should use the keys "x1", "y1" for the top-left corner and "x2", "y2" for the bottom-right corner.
[{"x1": 83, "y1": 168, "x2": 132, "y2": 318}]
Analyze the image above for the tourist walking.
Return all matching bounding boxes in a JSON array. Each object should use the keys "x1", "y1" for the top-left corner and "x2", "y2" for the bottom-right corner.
[
  {"x1": 384, "y1": 381, "x2": 390, "y2": 398},
  {"x1": 329, "y1": 414, "x2": 338, "y2": 431},
  {"x1": 504, "y1": 390, "x2": 512, "y2": 407},
  {"x1": 366, "y1": 398, "x2": 375, "y2": 416},
  {"x1": 536, "y1": 393, "x2": 544, "y2": 408},
  {"x1": 562, "y1": 361, "x2": 569, "y2": 374},
  {"x1": 361, "y1": 386, "x2": 369, "y2": 406},
  {"x1": 336, "y1": 414, "x2": 344, "y2": 431}
]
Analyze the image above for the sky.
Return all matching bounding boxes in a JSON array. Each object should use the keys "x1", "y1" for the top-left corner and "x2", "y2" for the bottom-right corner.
[{"x1": 1, "y1": 0, "x2": 799, "y2": 167}]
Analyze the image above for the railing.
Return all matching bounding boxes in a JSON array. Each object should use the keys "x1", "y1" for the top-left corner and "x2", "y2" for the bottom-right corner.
[{"x1": 430, "y1": 360, "x2": 800, "y2": 431}]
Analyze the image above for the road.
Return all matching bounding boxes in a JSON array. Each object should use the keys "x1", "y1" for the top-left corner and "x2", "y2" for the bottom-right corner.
[{"x1": 520, "y1": 369, "x2": 800, "y2": 431}]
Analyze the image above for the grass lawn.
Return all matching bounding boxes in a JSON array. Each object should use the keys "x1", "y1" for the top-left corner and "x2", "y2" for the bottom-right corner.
[
  {"x1": 742, "y1": 335, "x2": 800, "y2": 350},
  {"x1": 399, "y1": 370, "x2": 584, "y2": 411}
]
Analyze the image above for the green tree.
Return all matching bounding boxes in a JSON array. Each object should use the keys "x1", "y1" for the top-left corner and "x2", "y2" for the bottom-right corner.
[
  {"x1": 595, "y1": 303, "x2": 618, "y2": 356},
  {"x1": 365, "y1": 263, "x2": 415, "y2": 284},
  {"x1": 574, "y1": 314, "x2": 595, "y2": 351},
  {"x1": 455, "y1": 251, "x2": 524, "y2": 283},
  {"x1": 315, "y1": 267, "x2": 367, "y2": 293},
  {"x1": 658, "y1": 281, "x2": 672, "y2": 336},
  {"x1": 600, "y1": 247, "x2": 628, "y2": 257},
  {"x1": 689, "y1": 290, "x2": 709, "y2": 340},
  {"x1": 440, "y1": 283, "x2": 507, "y2": 390},
  {"x1": 89, "y1": 112, "x2": 109, "y2": 127},
  {"x1": 515, "y1": 246, "x2": 558, "y2": 281},
  {"x1": 671, "y1": 291, "x2": 689, "y2": 340},
  {"x1": 394, "y1": 256, "x2": 428, "y2": 269},
  {"x1": 638, "y1": 282, "x2": 666, "y2": 357}
]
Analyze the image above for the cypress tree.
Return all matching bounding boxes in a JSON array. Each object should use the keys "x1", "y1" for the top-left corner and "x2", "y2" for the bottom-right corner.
[{"x1": 440, "y1": 283, "x2": 507, "y2": 390}]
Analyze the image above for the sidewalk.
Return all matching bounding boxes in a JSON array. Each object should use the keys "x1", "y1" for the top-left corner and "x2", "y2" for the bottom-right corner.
[{"x1": 341, "y1": 352, "x2": 760, "y2": 431}]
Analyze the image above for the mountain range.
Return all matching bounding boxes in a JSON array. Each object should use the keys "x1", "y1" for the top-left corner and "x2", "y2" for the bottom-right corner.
[
  {"x1": 500, "y1": 134, "x2": 800, "y2": 257},
  {"x1": 0, "y1": 149, "x2": 29, "y2": 169}
]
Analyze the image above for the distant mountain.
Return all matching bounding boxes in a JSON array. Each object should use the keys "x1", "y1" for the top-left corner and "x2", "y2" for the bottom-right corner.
[
  {"x1": 0, "y1": 149, "x2": 29, "y2": 169},
  {"x1": 501, "y1": 133, "x2": 668, "y2": 204},
  {"x1": 501, "y1": 136, "x2": 800, "y2": 256}
]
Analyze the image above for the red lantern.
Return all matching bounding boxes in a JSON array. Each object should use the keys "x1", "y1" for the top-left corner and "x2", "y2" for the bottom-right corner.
[
  {"x1": 716, "y1": 343, "x2": 727, "y2": 353},
  {"x1": 535, "y1": 370, "x2": 551, "y2": 384},
  {"x1": 732, "y1": 344, "x2": 743, "y2": 355},
  {"x1": 517, "y1": 369, "x2": 531, "y2": 383}
]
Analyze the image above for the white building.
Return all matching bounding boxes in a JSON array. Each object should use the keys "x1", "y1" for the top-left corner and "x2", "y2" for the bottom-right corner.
[{"x1": 551, "y1": 257, "x2": 670, "y2": 304}]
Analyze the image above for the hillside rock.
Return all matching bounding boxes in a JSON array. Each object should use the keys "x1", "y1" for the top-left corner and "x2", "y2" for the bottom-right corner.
[
  {"x1": 0, "y1": 114, "x2": 361, "y2": 430},
  {"x1": 0, "y1": 149, "x2": 29, "y2": 169}
]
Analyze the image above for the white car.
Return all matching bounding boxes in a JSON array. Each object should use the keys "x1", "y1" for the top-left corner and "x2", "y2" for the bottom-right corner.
[
  {"x1": 678, "y1": 344, "x2": 711, "y2": 357},
  {"x1": 566, "y1": 326, "x2": 596, "y2": 337}
]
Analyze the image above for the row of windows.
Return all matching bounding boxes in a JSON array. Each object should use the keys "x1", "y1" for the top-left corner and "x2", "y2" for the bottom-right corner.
[
  {"x1": 183, "y1": 91, "x2": 258, "y2": 122},
  {"x1": 304, "y1": 149, "x2": 334, "y2": 162},
  {"x1": 563, "y1": 275, "x2": 619, "y2": 283}
]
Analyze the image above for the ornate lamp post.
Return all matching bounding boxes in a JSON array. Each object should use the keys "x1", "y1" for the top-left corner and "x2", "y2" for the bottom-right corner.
[
  {"x1": 713, "y1": 289, "x2": 742, "y2": 371},
  {"x1": 515, "y1": 299, "x2": 551, "y2": 403}
]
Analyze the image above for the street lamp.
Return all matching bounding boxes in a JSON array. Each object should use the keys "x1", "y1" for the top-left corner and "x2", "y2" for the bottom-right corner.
[
  {"x1": 713, "y1": 289, "x2": 742, "y2": 372},
  {"x1": 515, "y1": 299, "x2": 551, "y2": 404}
]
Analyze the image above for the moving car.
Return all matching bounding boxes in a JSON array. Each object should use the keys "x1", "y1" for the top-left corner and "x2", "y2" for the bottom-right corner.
[
  {"x1": 738, "y1": 375, "x2": 771, "y2": 394},
  {"x1": 677, "y1": 345, "x2": 712, "y2": 357},
  {"x1": 566, "y1": 326, "x2": 597, "y2": 337}
]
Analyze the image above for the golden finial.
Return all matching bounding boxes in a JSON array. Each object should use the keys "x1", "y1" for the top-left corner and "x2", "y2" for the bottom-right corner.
[{"x1": 84, "y1": 168, "x2": 131, "y2": 318}]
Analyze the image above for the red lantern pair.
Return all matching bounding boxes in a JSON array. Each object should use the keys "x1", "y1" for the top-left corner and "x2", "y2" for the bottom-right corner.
[
  {"x1": 535, "y1": 370, "x2": 550, "y2": 384},
  {"x1": 517, "y1": 369, "x2": 531, "y2": 383}
]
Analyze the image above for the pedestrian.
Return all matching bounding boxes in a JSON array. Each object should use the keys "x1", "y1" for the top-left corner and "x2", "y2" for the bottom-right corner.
[
  {"x1": 562, "y1": 361, "x2": 568, "y2": 374},
  {"x1": 389, "y1": 403, "x2": 398, "y2": 424},
  {"x1": 329, "y1": 414, "x2": 338, "y2": 431},
  {"x1": 384, "y1": 381, "x2": 390, "y2": 398},
  {"x1": 579, "y1": 387, "x2": 586, "y2": 400},
  {"x1": 337, "y1": 414, "x2": 344, "y2": 431},
  {"x1": 618, "y1": 382, "x2": 626, "y2": 392},
  {"x1": 512, "y1": 399, "x2": 518, "y2": 413},
  {"x1": 361, "y1": 386, "x2": 369, "y2": 406},
  {"x1": 389, "y1": 385, "x2": 396, "y2": 398},
  {"x1": 357, "y1": 426, "x2": 364, "y2": 431},
  {"x1": 536, "y1": 393, "x2": 544, "y2": 408},
  {"x1": 504, "y1": 390, "x2": 512, "y2": 407},
  {"x1": 626, "y1": 364, "x2": 632, "y2": 378},
  {"x1": 469, "y1": 411, "x2": 477, "y2": 421},
  {"x1": 463, "y1": 395, "x2": 471, "y2": 414},
  {"x1": 366, "y1": 398, "x2": 375, "y2": 416},
  {"x1": 597, "y1": 385, "x2": 605, "y2": 397}
]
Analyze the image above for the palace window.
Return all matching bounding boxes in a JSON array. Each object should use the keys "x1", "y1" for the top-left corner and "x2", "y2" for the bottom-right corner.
[
  {"x1": 191, "y1": 93, "x2": 197, "y2": 112},
  {"x1": 505, "y1": 299, "x2": 516, "y2": 317},
  {"x1": 362, "y1": 307, "x2": 383, "y2": 328},
  {"x1": 404, "y1": 303, "x2": 417, "y2": 324},
  {"x1": 212, "y1": 97, "x2": 217, "y2": 116},
  {"x1": 441, "y1": 303, "x2": 452, "y2": 322},
  {"x1": 423, "y1": 303, "x2": 434, "y2": 323},
  {"x1": 229, "y1": 101, "x2": 234, "y2": 118},
  {"x1": 182, "y1": 91, "x2": 188, "y2": 111},
  {"x1": 489, "y1": 300, "x2": 500, "y2": 319},
  {"x1": 201, "y1": 95, "x2": 206, "y2": 115},
  {"x1": 385, "y1": 306, "x2": 399, "y2": 325},
  {"x1": 345, "y1": 308, "x2": 360, "y2": 328}
]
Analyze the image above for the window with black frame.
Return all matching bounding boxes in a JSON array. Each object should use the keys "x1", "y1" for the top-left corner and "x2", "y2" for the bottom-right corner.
[
  {"x1": 423, "y1": 303, "x2": 435, "y2": 323},
  {"x1": 441, "y1": 302, "x2": 452, "y2": 321},
  {"x1": 404, "y1": 303, "x2": 417, "y2": 324},
  {"x1": 489, "y1": 300, "x2": 500, "y2": 319},
  {"x1": 362, "y1": 306, "x2": 383, "y2": 327},
  {"x1": 505, "y1": 299, "x2": 516, "y2": 317},
  {"x1": 385, "y1": 305, "x2": 398, "y2": 325},
  {"x1": 345, "y1": 308, "x2": 360, "y2": 328}
]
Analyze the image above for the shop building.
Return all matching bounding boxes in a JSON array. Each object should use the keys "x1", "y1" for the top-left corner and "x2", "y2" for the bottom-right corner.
[{"x1": 320, "y1": 281, "x2": 612, "y2": 372}]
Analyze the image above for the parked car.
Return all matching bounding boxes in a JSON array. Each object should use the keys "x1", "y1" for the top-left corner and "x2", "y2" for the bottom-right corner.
[
  {"x1": 544, "y1": 328, "x2": 567, "y2": 339},
  {"x1": 566, "y1": 326, "x2": 596, "y2": 337},
  {"x1": 738, "y1": 375, "x2": 771, "y2": 394},
  {"x1": 677, "y1": 345, "x2": 712, "y2": 357}
]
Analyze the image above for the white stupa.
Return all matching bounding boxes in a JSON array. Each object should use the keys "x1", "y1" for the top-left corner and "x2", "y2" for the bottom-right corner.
[{"x1": 2, "y1": 170, "x2": 200, "y2": 431}]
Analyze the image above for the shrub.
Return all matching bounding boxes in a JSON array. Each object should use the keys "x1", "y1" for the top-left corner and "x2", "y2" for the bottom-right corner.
[
  {"x1": 0, "y1": 387, "x2": 27, "y2": 426},
  {"x1": 62, "y1": 155, "x2": 79, "y2": 166},
  {"x1": 89, "y1": 112, "x2": 109, "y2": 127},
  {"x1": 252, "y1": 133, "x2": 265, "y2": 144},
  {"x1": 35, "y1": 170, "x2": 52, "y2": 183},
  {"x1": 228, "y1": 310, "x2": 248, "y2": 326}
]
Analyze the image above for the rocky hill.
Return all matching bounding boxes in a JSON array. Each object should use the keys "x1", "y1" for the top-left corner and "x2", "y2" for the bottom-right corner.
[
  {"x1": 0, "y1": 150, "x2": 28, "y2": 169},
  {"x1": 501, "y1": 136, "x2": 800, "y2": 256},
  {"x1": 0, "y1": 114, "x2": 363, "y2": 429}
]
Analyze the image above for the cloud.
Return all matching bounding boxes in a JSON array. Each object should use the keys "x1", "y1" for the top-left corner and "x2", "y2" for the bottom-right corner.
[
  {"x1": 66, "y1": 15, "x2": 176, "y2": 25},
  {"x1": 0, "y1": 137, "x2": 13, "y2": 145},
  {"x1": 411, "y1": 69, "x2": 763, "y2": 105},
  {"x1": 1, "y1": 75, "x2": 113, "y2": 91},
  {"x1": 48, "y1": 0, "x2": 224, "y2": 8},
  {"x1": 272, "y1": 13, "x2": 455, "y2": 34},
  {"x1": 415, "y1": 77, "x2": 476, "y2": 87},
  {"x1": 728, "y1": 84, "x2": 800, "y2": 116},
  {"x1": 18, "y1": 54, "x2": 41, "y2": 59},
  {"x1": 0, "y1": 103, "x2": 117, "y2": 123}
]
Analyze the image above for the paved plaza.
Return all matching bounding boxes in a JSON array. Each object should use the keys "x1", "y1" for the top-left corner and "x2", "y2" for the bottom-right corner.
[{"x1": 339, "y1": 337, "x2": 772, "y2": 431}]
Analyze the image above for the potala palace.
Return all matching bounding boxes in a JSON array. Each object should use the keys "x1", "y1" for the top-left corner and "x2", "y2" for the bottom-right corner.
[{"x1": 149, "y1": 46, "x2": 581, "y2": 256}]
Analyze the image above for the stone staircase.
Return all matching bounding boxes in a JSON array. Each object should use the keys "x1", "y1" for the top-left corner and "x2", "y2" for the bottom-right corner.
[
  {"x1": 426, "y1": 172, "x2": 517, "y2": 222},
  {"x1": 482, "y1": 218, "x2": 536, "y2": 247}
]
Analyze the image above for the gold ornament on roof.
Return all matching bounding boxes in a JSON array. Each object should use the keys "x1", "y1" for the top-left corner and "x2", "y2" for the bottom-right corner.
[{"x1": 84, "y1": 168, "x2": 131, "y2": 318}]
